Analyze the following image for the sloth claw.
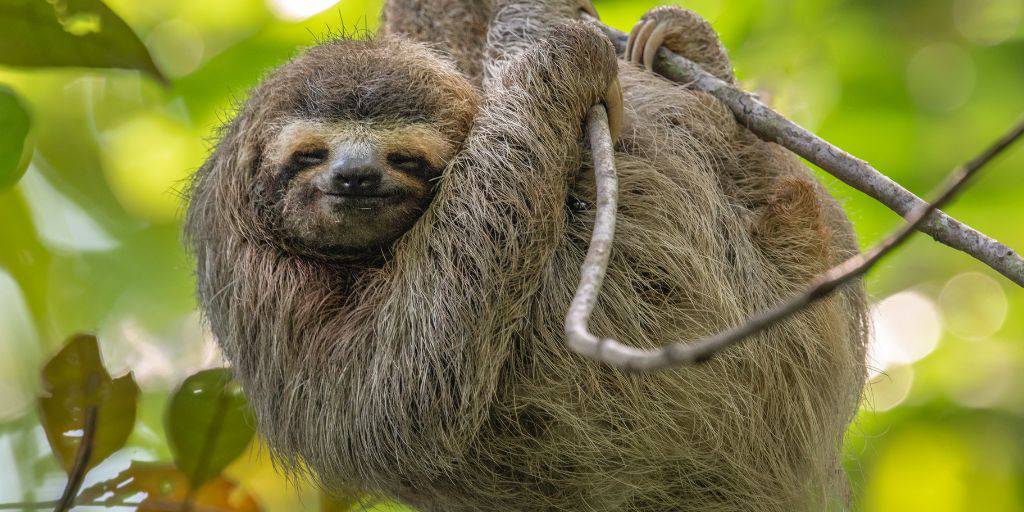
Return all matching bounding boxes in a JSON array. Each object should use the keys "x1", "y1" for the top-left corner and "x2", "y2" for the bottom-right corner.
[
  {"x1": 626, "y1": 19, "x2": 654, "y2": 67},
  {"x1": 625, "y1": 7, "x2": 736, "y2": 82},
  {"x1": 602, "y1": 76, "x2": 624, "y2": 141},
  {"x1": 626, "y1": 18, "x2": 671, "y2": 71},
  {"x1": 576, "y1": 0, "x2": 599, "y2": 19}
]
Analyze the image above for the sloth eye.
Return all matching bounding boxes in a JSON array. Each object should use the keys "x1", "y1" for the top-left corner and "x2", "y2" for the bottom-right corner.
[
  {"x1": 290, "y1": 149, "x2": 328, "y2": 168},
  {"x1": 387, "y1": 153, "x2": 430, "y2": 174}
]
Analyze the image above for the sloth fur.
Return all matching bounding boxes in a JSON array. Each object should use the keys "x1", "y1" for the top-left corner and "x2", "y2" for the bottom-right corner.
[{"x1": 185, "y1": 5, "x2": 868, "y2": 511}]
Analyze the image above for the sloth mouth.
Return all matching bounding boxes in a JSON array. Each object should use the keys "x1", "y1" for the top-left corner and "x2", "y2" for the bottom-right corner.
[{"x1": 321, "y1": 191, "x2": 405, "y2": 210}]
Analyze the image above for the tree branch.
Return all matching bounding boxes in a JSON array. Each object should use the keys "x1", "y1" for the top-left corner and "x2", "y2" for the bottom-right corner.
[
  {"x1": 54, "y1": 406, "x2": 97, "y2": 512},
  {"x1": 567, "y1": 111, "x2": 1024, "y2": 371},
  {"x1": 584, "y1": 15, "x2": 1024, "y2": 287}
]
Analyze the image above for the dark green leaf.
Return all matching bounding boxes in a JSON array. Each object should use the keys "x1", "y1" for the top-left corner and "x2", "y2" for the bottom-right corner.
[
  {"x1": 38, "y1": 333, "x2": 139, "y2": 474},
  {"x1": 167, "y1": 368, "x2": 255, "y2": 487},
  {"x1": 0, "y1": 0, "x2": 164, "y2": 81},
  {"x1": 0, "y1": 85, "x2": 30, "y2": 189}
]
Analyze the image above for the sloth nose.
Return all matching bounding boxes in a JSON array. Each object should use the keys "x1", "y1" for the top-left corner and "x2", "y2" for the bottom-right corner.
[{"x1": 325, "y1": 148, "x2": 383, "y2": 195}]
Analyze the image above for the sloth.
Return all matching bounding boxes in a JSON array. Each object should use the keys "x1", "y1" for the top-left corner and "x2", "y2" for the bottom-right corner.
[{"x1": 185, "y1": 1, "x2": 869, "y2": 511}]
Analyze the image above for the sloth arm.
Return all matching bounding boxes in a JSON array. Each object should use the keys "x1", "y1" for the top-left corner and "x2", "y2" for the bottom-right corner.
[
  {"x1": 378, "y1": 22, "x2": 619, "y2": 359},
  {"x1": 380, "y1": 0, "x2": 491, "y2": 85}
]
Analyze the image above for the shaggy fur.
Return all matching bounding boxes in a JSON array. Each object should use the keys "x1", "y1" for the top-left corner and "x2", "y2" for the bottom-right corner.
[{"x1": 185, "y1": 2, "x2": 868, "y2": 511}]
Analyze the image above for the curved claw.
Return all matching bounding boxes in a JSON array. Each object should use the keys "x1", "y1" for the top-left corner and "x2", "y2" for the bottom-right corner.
[
  {"x1": 628, "y1": 19, "x2": 657, "y2": 65},
  {"x1": 577, "y1": 0, "x2": 599, "y2": 19},
  {"x1": 603, "y1": 76, "x2": 624, "y2": 141},
  {"x1": 642, "y1": 22, "x2": 670, "y2": 71},
  {"x1": 626, "y1": 19, "x2": 644, "y2": 59}
]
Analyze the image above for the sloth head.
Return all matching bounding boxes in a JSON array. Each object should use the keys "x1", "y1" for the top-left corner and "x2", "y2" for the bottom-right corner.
[{"x1": 189, "y1": 37, "x2": 479, "y2": 261}]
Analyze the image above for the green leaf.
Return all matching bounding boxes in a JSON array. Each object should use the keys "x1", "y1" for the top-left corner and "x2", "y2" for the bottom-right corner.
[
  {"x1": 38, "y1": 333, "x2": 139, "y2": 474},
  {"x1": 320, "y1": 489, "x2": 362, "y2": 512},
  {"x1": 0, "y1": 0, "x2": 164, "y2": 81},
  {"x1": 0, "y1": 85, "x2": 31, "y2": 189},
  {"x1": 79, "y1": 461, "x2": 263, "y2": 512},
  {"x1": 167, "y1": 368, "x2": 255, "y2": 487}
]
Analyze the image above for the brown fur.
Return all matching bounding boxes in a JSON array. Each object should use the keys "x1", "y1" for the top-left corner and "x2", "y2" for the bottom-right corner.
[{"x1": 185, "y1": 3, "x2": 868, "y2": 511}]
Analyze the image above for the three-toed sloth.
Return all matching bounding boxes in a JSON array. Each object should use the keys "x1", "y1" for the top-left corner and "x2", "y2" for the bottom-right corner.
[{"x1": 185, "y1": 1, "x2": 868, "y2": 510}]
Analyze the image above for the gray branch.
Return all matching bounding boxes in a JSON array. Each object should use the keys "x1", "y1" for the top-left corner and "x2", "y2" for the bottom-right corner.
[
  {"x1": 567, "y1": 110, "x2": 1024, "y2": 371},
  {"x1": 586, "y1": 15, "x2": 1024, "y2": 287}
]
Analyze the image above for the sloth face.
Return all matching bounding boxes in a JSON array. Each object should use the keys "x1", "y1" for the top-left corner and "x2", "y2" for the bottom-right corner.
[
  {"x1": 269, "y1": 119, "x2": 456, "y2": 256},
  {"x1": 195, "y1": 37, "x2": 480, "y2": 260}
]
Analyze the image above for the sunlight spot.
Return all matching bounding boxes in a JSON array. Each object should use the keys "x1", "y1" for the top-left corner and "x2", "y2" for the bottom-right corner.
[
  {"x1": 105, "y1": 317, "x2": 174, "y2": 387},
  {"x1": 0, "y1": 434, "x2": 23, "y2": 501},
  {"x1": 266, "y1": 0, "x2": 341, "y2": 21},
  {"x1": 100, "y1": 113, "x2": 205, "y2": 223},
  {"x1": 62, "y1": 12, "x2": 101, "y2": 35},
  {"x1": 62, "y1": 429, "x2": 84, "y2": 439},
  {"x1": 99, "y1": 312, "x2": 223, "y2": 389},
  {"x1": 17, "y1": 162, "x2": 118, "y2": 252},
  {"x1": 146, "y1": 19, "x2": 206, "y2": 78},
  {"x1": 954, "y1": 0, "x2": 1023, "y2": 46},
  {"x1": 868, "y1": 290, "x2": 942, "y2": 373},
  {"x1": 906, "y1": 42, "x2": 976, "y2": 112},
  {"x1": 865, "y1": 364, "x2": 914, "y2": 412},
  {"x1": 0, "y1": 269, "x2": 38, "y2": 421},
  {"x1": 939, "y1": 272, "x2": 1008, "y2": 340}
]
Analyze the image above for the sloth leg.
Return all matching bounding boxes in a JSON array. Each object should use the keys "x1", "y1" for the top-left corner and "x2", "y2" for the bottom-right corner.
[{"x1": 625, "y1": 6, "x2": 735, "y2": 83}]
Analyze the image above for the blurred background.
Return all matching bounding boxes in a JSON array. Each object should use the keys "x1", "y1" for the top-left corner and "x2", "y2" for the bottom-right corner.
[{"x1": 0, "y1": 0, "x2": 1022, "y2": 510}]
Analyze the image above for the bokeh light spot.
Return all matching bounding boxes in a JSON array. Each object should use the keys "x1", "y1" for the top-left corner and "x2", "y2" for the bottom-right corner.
[
  {"x1": 864, "y1": 364, "x2": 914, "y2": 412},
  {"x1": 953, "y1": 0, "x2": 1024, "y2": 46},
  {"x1": 267, "y1": 0, "x2": 341, "y2": 21},
  {"x1": 905, "y1": 43, "x2": 976, "y2": 112},
  {"x1": 100, "y1": 113, "x2": 205, "y2": 223},
  {"x1": 146, "y1": 19, "x2": 206, "y2": 78},
  {"x1": 868, "y1": 290, "x2": 942, "y2": 373},
  {"x1": 939, "y1": 272, "x2": 1008, "y2": 340}
]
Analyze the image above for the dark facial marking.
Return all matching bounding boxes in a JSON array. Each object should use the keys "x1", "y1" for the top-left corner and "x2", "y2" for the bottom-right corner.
[{"x1": 387, "y1": 152, "x2": 433, "y2": 176}]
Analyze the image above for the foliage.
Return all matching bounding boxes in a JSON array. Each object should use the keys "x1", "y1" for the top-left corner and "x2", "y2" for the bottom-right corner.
[
  {"x1": 79, "y1": 461, "x2": 262, "y2": 511},
  {"x1": 38, "y1": 333, "x2": 138, "y2": 475},
  {"x1": 0, "y1": 0, "x2": 163, "y2": 80},
  {"x1": 167, "y1": 369, "x2": 255, "y2": 487},
  {"x1": 0, "y1": 85, "x2": 31, "y2": 189},
  {"x1": 0, "y1": 0, "x2": 1022, "y2": 511},
  {"x1": 32, "y1": 334, "x2": 262, "y2": 510}
]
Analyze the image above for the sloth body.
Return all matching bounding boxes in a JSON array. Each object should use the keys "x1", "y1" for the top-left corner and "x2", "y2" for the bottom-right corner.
[{"x1": 186, "y1": 1, "x2": 868, "y2": 511}]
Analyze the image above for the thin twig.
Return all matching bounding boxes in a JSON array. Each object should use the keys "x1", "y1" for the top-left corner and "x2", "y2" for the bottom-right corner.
[
  {"x1": 584, "y1": 14, "x2": 1024, "y2": 287},
  {"x1": 54, "y1": 406, "x2": 98, "y2": 512},
  {"x1": 567, "y1": 115, "x2": 1024, "y2": 371}
]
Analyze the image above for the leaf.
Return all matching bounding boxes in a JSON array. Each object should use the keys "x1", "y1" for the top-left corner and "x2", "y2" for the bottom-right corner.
[
  {"x1": 167, "y1": 369, "x2": 255, "y2": 488},
  {"x1": 38, "y1": 333, "x2": 139, "y2": 474},
  {"x1": 0, "y1": 85, "x2": 31, "y2": 189},
  {"x1": 78, "y1": 461, "x2": 262, "y2": 512},
  {"x1": 0, "y1": 0, "x2": 164, "y2": 81},
  {"x1": 320, "y1": 489, "x2": 362, "y2": 512}
]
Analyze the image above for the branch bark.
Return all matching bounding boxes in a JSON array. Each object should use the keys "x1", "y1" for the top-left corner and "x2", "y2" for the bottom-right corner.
[
  {"x1": 585, "y1": 15, "x2": 1024, "y2": 287},
  {"x1": 567, "y1": 110, "x2": 1024, "y2": 371}
]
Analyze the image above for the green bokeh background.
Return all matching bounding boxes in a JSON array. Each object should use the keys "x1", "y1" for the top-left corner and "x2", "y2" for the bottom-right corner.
[{"x1": 0, "y1": 0, "x2": 1022, "y2": 510}]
